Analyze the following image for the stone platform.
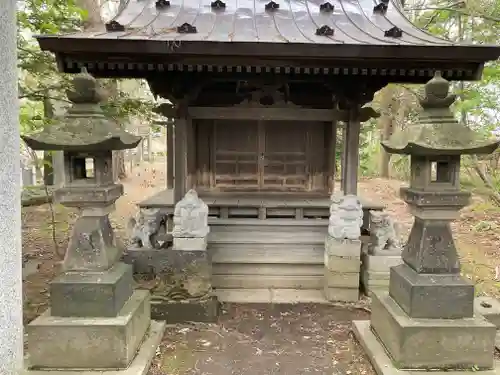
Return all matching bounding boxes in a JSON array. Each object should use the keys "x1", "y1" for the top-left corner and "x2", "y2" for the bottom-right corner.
[
  {"x1": 23, "y1": 320, "x2": 166, "y2": 375},
  {"x1": 151, "y1": 294, "x2": 220, "y2": 323},
  {"x1": 27, "y1": 290, "x2": 152, "y2": 369},
  {"x1": 353, "y1": 320, "x2": 500, "y2": 375}
]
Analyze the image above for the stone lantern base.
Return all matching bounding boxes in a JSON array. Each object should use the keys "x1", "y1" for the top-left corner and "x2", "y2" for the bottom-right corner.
[
  {"x1": 353, "y1": 317, "x2": 499, "y2": 375},
  {"x1": 354, "y1": 290, "x2": 498, "y2": 375},
  {"x1": 23, "y1": 263, "x2": 166, "y2": 375}
]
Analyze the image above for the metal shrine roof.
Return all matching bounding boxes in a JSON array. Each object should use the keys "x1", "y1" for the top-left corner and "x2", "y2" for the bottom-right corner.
[
  {"x1": 63, "y1": 0, "x2": 448, "y2": 45},
  {"x1": 36, "y1": 0, "x2": 500, "y2": 80}
]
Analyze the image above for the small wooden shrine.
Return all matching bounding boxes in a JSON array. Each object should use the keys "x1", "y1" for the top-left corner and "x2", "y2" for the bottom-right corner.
[{"x1": 36, "y1": 0, "x2": 500, "y2": 301}]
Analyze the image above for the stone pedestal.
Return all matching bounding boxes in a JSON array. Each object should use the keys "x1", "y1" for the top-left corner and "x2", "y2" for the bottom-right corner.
[
  {"x1": 324, "y1": 194, "x2": 364, "y2": 301},
  {"x1": 361, "y1": 254, "x2": 402, "y2": 295},
  {"x1": 324, "y1": 236, "x2": 361, "y2": 301},
  {"x1": 361, "y1": 211, "x2": 403, "y2": 295},
  {"x1": 148, "y1": 246, "x2": 219, "y2": 323},
  {"x1": 126, "y1": 190, "x2": 219, "y2": 323}
]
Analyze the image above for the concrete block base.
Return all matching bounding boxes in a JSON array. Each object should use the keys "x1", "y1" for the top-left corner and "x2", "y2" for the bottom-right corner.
[
  {"x1": 323, "y1": 287, "x2": 359, "y2": 302},
  {"x1": 173, "y1": 236, "x2": 207, "y2": 251},
  {"x1": 50, "y1": 262, "x2": 133, "y2": 317},
  {"x1": 23, "y1": 320, "x2": 166, "y2": 375},
  {"x1": 27, "y1": 290, "x2": 151, "y2": 370},
  {"x1": 361, "y1": 270, "x2": 390, "y2": 294},
  {"x1": 324, "y1": 270, "x2": 359, "y2": 288},
  {"x1": 371, "y1": 291, "x2": 496, "y2": 370},
  {"x1": 389, "y1": 264, "x2": 474, "y2": 319},
  {"x1": 151, "y1": 294, "x2": 220, "y2": 323},
  {"x1": 362, "y1": 253, "x2": 402, "y2": 273},
  {"x1": 324, "y1": 253, "x2": 361, "y2": 273},
  {"x1": 353, "y1": 320, "x2": 500, "y2": 375}
]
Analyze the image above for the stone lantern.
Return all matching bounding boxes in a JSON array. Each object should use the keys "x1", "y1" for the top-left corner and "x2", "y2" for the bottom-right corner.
[
  {"x1": 354, "y1": 71, "x2": 500, "y2": 372},
  {"x1": 21, "y1": 69, "x2": 165, "y2": 372}
]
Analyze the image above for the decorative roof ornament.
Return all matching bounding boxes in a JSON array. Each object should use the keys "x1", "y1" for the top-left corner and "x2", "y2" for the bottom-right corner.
[
  {"x1": 373, "y1": 1, "x2": 388, "y2": 14},
  {"x1": 21, "y1": 68, "x2": 141, "y2": 152},
  {"x1": 105, "y1": 20, "x2": 125, "y2": 32},
  {"x1": 177, "y1": 23, "x2": 197, "y2": 34},
  {"x1": 320, "y1": 2, "x2": 334, "y2": 12},
  {"x1": 211, "y1": 0, "x2": 226, "y2": 9},
  {"x1": 385, "y1": 26, "x2": 403, "y2": 38},
  {"x1": 155, "y1": 0, "x2": 170, "y2": 9},
  {"x1": 316, "y1": 25, "x2": 334, "y2": 36},
  {"x1": 381, "y1": 71, "x2": 500, "y2": 156},
  {"x1": 265, "y1": 1, "x2": 279, "y2": 11}
]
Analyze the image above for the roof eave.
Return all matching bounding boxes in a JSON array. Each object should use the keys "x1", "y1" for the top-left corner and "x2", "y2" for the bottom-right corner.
[{"x1": 36, "y1": 35, "x2": 500, "y2": 63}]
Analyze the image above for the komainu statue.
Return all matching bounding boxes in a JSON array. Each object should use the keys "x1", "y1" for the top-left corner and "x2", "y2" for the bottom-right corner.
[
  {"x1": 328, "y1": 194, "x2": 364, "y2": 240},
  {"x1": 128, "y1": 208, "x2": 166, "y2": 249},
  {"x1": 368, "y1": 210, "x2": 401, "y2": 254},
  {"x1": 172, "y1": 189, "x2": 209, "y2": 238}
]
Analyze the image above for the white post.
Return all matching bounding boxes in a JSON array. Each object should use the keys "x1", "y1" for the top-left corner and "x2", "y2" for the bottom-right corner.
[{"x1": 0, "y1": 1, "x2": 24, "y2": 374}]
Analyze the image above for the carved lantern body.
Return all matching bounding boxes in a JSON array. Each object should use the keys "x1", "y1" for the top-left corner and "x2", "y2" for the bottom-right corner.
[
  {"x1": 365, "y1": 71, "x2": 500, "y2": 370},
  {"x1": 22, "y1": 69, "x2": 141, "y2": 272}
]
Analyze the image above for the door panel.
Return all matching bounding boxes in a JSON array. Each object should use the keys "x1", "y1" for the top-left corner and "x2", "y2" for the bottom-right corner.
[
  {"x1": 214, "y1": 120, "x2": 259, "y2": 188},
  {"x1": 262, "y1": 122, "x2": 309, "y2": 191}
]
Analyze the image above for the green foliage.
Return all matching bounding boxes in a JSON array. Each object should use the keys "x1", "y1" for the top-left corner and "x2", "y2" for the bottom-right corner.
[{"x1": 17, "y1": 0, "x2": 156, "y2": 140}]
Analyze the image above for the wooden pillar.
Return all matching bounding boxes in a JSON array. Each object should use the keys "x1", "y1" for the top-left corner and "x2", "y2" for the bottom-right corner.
[
  {"x1": 186, "y1": 116, "x2": 196, "y2": 190},
  {"x1": 327, "y1": 120, "x2": 338, "y2": 193},
  {"x1": 166, "y1": 120, "x2": 174, "y2": 189},
  {"x1": 340, "y1": 124, "x2": 347, "y2": 192},
  {"x1": 343, "y1": 111, "x2": 361, "y2": 195},
  {"x1": 174, "y1": 118, "x2": 187, "y2": 203}
]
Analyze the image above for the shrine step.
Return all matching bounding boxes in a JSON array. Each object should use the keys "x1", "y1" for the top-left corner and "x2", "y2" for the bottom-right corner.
[
  {"x1": 214, "y1": 288, "x2": 329, "y2": 304},
  {"x1": 210, "y1": 244, "x2": 324, "y2": 264},
  {"x1": 208, "y1": 231, "x2": 325, "y2": 244},
  {"x1": 208, "y1": 218, "x2": 328, "y2": 233}
]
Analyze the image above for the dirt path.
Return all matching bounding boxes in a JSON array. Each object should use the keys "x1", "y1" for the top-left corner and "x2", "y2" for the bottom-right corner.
[{"x1": 149, "y1": 304, "x2": 373, "y2": 375}]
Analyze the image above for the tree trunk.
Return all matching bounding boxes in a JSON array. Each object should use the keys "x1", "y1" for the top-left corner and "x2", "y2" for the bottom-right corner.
[
  {"x1": 76, "y1": 0, "x2": 104, "y2": 30},
  {"x1": 43, "y1": 93, "x2": 54, "y2": 185},
  {"x1": 378, "y1": 86, "x2": 396, "y2": 178}
]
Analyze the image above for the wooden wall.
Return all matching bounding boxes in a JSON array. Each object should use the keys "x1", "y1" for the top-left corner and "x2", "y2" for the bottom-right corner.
[{"x1": 192, "y1": 119, "x2": 333, "y2": 193}]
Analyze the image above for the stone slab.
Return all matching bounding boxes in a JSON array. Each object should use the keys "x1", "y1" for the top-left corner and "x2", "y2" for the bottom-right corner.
[
  {"x1": 151, "y1": 295, "x2": 219, "y2": 323},
  {"x1": 27, "y1": 290, "x2": 151, "y2": 369},
  {"x1": 324, "y1": 253, "x2": 361, "y2": 273},
  {"x1": 325, "y1": 236, "x2": 362, "y2": 257},
  {"x1": 123, "y1": 247, "x2": 174, "y2": 274},
  {"x1": 324, "y1": 270, "x2": 360, "y2": 288},
  {"x1": 22, "y1": 320, "x2": 166, "y2": 375},
  {"x1": 352, "y1": 320, "x2": 500, "y2": 375},
  {"x1": 173, "y1": 236, "x2": 207, "y2": 251},
  {"x1": 475, "y1": 296, "x2": 500, "y2": 329},
  {"x1": 362, "y1": 269, "x2": 390, "y2": 281},
  {"x1": 50, "y1": 262, "x2": 133, "y2": 317},
  {"x1": 324, "y1": 287, "x2": 359, "y2": 302},
  {"x1": 389, "y1": 264, "x2": 474, "y2": 319},
  {"x1": 370, "y1": 290, "x2": 495, "y2": 370},
  {"x1": 362, "y1": 253, "x2": 402, "y2": 273}
]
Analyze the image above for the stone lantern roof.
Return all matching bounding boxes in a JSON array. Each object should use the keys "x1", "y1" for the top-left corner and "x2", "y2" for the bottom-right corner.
[
  {"x1": 381, "y1": 71, "x2": 499, "y2": 156},
  {"x1": 22, "y1": 68, "x2": 141, "y2": 152}
]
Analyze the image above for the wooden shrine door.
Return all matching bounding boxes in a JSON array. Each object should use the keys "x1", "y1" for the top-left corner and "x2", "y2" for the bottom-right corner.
[
  {"x1": 213, "y1": 120, "x2": 315, "y2": 191},
  {"x1": 261, "y1": 121, "x2": 308, "y2": 191}
]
